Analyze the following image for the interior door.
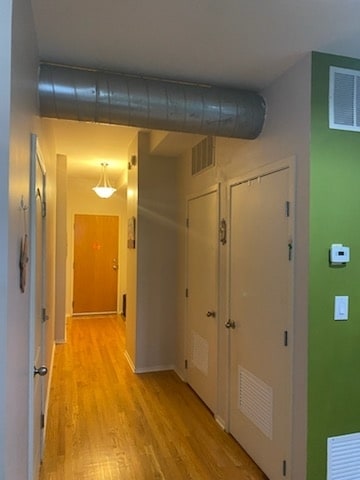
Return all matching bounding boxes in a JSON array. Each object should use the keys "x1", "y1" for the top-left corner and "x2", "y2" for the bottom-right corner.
[
  {"x1": 73, "y1": 214, "x2": 119, "y2": 314},
  {"x1": 228, "y1": 167, "x2": 293, "y2": 479},
  {"x1": 186, "y1": 189, "x2": 218, "y2": 412},
  {"x1": 29, "y1": 134, "x2": 47, "y2": 480}
]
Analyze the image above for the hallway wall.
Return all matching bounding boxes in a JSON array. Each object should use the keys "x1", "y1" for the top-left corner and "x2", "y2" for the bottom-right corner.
[
  {"x1": 125, "y1": 132, "x2": 179, "y2": 371},
  {"x1": 175, "y1": 53, "x2": 311, "y2": 480},
  {"x1": 0, "y1": 0, "x2": 50, "y2": 477},
  {"x1": 308, "y1": 51, "x2": 360, "y2": 480}
]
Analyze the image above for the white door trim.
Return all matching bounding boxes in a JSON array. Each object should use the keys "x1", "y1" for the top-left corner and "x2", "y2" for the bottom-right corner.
[{"x1": 28, "y1": 133, "x2": 47, "y2": 480}]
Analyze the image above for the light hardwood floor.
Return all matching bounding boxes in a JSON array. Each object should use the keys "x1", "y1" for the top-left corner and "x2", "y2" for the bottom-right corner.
[{"x1": 39, "y1": 315, "x2": 268, "y2": 480}]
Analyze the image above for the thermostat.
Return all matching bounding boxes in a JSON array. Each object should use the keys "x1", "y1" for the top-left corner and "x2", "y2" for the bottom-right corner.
[{"x1": 330, "y1": 244, "x2": 350, "y2": 265}]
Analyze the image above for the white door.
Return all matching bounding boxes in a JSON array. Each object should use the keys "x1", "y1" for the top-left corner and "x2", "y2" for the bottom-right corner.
[
  {"x1": 186, "y1": 189, "x2": 219, "y2": 412},
  {"x1": 228, "y1": 166, "x2": 293, "y2": 479},
  {"x1": 29, "y1": 135, "x2": 48, "y2": 480}
]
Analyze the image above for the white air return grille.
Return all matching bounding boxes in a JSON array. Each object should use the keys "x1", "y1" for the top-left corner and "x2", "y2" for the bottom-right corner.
[
  {"x1": 191, "y1": 136, "x2": 215, "y2": 175},
  {"x1": 239, "y1": 367, "x2": 273, "y2": 439},
  {"x1": 327, "y1": 432, "x2": 360, "y2": 480},
  {"x1": 329, "y1": 66, "x2": 360, "y2": 131},
  {"x1": 191, "y1": 331, "x2": 209, "y2": 376}
]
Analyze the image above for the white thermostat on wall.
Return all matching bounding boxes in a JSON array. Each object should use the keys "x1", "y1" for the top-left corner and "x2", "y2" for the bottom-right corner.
[{"x1": 330, "y1": 244, "x2": 350, "y2": 265}]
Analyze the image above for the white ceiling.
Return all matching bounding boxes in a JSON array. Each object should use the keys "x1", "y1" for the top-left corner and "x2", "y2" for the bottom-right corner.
[{"x1": 31, "y1": 0, "x2": 360, "y2": 180}]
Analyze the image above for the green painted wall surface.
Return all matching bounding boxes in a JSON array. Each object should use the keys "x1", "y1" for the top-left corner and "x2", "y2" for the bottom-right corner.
[{"x1": 308, "y1": 52, "x2": 360, "y2": 479}]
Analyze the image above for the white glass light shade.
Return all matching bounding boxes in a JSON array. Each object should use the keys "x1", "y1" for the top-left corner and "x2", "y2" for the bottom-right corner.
[
  {"x1": 92, "y1": 163, "x2": 117, "y2": 198},
  {"x1": 92, "y1": 186, "x2": 117, "y2": 198}
]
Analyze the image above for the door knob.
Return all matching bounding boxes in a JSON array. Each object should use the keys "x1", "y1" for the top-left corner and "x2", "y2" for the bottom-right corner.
[
  {"x1": 34, "y1": 365, "x2": 48, "y2": 377},
  {"x1": 225, "y1": 319, "x2": 236, "y2": 329},
  {"x1": 206, "y1": 311, "x2": 216, "y2": 317}
]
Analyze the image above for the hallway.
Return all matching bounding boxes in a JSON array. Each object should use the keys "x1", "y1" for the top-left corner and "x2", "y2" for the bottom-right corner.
[{"x1": 39, "y1": 315, "x2": 268, "y2": 480}]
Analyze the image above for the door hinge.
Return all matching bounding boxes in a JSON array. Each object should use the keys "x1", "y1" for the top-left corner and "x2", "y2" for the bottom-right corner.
[
  {"x1": 288, "y1": 241, "x2": 293, "y2": 261},
  {"x1": 219, "y1": 218, "x2": 227, "y2": 245},
  {"x1": 282, "y1": 459, "x2": 287, "y2": 476},
  {"x1": 285, "y1": 201, "x2": 290, "y2": 217},
  {"x1": 41, "y1": 413, "x2": 45, "y2": 429},
  {"x1": 284, "y1": 330, "x2": 288, "y2": 347},
  {"x1": 185, "y1": 288, "x2": 189, "y2": 298},
  {"x1": 186, "y1": 218, "x2": 189, "y2": 228},
  {"x1": 42, "y1": 200, "x2": 46, "y2": 218},
  {"x1": 185, "y1": 359, "x2": 188, "y2": 369},
  {"x1": 41, "y1": 307, "x2": 49, "y2": 323}
]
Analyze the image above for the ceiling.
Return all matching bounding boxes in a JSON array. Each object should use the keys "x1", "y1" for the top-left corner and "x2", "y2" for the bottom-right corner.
[{"x1": 31, "y1": 0, "x2": 360, "y2": 180}]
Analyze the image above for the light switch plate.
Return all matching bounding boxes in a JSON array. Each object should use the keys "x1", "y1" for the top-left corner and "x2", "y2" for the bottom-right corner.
[{"x1": 334, "y1": 296, "x2": 349, "y2": 320}]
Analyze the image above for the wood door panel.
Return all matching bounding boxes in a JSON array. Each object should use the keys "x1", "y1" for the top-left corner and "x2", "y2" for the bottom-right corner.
[{"x1": 73, "y1": 214, "x2": 119, "y2": 314}]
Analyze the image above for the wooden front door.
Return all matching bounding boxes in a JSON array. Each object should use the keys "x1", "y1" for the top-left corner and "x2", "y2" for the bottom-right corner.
[
  {"x1": 73, "y1": 214, "x2": 119, "y2": 314},
  {"x1": 228, "y1": 165, "x2": 294, "y2": 479},
  {"x1": 186, "y1": 188, "x2": 219, "y2": 412}
]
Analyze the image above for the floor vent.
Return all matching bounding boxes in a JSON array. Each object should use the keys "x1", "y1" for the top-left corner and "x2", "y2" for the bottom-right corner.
[
  {"x1": 329, "y1": 66, "x2": 360, "y2": 132},
  {"x1": 239, "y1": 367, "x2": 273, "y2": 439},
  {"x1": 327, "y1": 432, "x2": 360, "y2": 480},
  {"x1": 191, "y1": 136, "x2": 215, "y2": 175}
]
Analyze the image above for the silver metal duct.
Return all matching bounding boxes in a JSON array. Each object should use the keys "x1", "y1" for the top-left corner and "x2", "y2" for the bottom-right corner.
[{"x1": 38, "y1": 63, "x2": 266, "y2": 139}]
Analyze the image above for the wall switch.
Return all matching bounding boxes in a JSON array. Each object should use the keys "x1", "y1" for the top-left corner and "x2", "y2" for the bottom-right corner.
[{"x1": 334, "y1": 296, "x2": 349, "y2": 320}]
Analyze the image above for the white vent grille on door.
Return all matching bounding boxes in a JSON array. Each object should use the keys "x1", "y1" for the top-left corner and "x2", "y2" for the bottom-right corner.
[
  {"x1": 191, "y1": 331, "x2": 209, "y2": 375},
  {"x1": 191, "y1": 136, "x2": 215, "y2": 175},
  {"x1": 327, "y1": 432, "x2": 360, "y2": 480},
  {"x1": 329, "y1": 66, "x2": 360, "y2": 131},
  {"x1": 238, "y1": 367, "x2": 273, "y2": 439}
]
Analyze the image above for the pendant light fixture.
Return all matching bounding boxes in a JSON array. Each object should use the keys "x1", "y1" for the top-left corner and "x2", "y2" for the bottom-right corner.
[{"x1": 92, "y1": 162, "x2": 116, "y2": 198}]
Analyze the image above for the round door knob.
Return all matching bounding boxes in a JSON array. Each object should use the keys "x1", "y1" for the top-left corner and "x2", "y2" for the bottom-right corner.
[
  {"x1": 34, "y1": 365, "x2": 48, "y2": 377},
  {"x1": 225, "y1": 320, "x2": 236, "y2": 329},
  {"x1": 206, "y1": 311, "x2": 216, "y2": 317}
]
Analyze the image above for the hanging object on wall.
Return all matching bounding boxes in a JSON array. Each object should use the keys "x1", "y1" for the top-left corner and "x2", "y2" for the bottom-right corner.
[{"x1": 92, "y1": 162, "x2": 116, "y2": 198}]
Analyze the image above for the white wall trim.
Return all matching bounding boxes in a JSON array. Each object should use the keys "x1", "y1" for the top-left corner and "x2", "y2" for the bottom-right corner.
[
  {"x1": 43, "y1": 341, "x2": 55, "y2": 429},
  {"x1": 134, "y1": 364, "x2": 176, "y2": 374}
]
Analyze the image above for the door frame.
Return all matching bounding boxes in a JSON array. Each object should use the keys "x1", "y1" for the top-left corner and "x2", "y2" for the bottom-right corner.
[
  {"x1": 225, "y1": 157, "x2": 295, "y2": 438},
  {"x1": 28, "y1": 133, "x2": 47, "y2": 480},
  {"x1": 184, "y1": 184, "x2": 220, "y2": 405}
]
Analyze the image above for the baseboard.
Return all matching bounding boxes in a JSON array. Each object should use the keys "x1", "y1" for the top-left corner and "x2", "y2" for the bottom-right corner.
[
  {"x1": 124, "y1": 350, "x2": 135, "y2": 372},
  {"x1": 43, "y1": 341, "x2": 56, "y2": 428},
  {"x1": 134, "y1": 364, "x2": 175, "y2": 374},
  {"x1": 215, "y1": 414, "x2": 226, "y2": 430},
  {"x1": 174, "y1": 367, "x2": 186, "y2": 382},
  {"x1": 124, "y1": 351, "x2": 175, "y2": 374}
]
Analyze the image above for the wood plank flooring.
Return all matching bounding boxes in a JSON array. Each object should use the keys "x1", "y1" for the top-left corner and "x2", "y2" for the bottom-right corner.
[{"x1": 39, "y1": 315, "x2": 268, "y2": 480}]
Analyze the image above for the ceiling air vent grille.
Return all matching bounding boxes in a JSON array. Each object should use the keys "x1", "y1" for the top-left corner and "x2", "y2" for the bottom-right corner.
[
  {"x1": 329, "y1": 66, "x2": 360, "y2": 132},
  {"x1": 191, "y1": 136, "x2": 215, "y2": 175}
]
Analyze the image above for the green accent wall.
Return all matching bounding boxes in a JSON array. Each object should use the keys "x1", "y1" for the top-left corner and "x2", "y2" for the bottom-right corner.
[{"x1": 308, "y1": 52, "x2": 360, "y2": 479}]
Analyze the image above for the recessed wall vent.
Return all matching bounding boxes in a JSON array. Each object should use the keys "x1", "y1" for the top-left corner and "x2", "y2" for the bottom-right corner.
[
  {"x1": 327, "y1": 432, "x2": 360, "y2": 480},
  {"x1": 191, "y1": 136, "x2": 215, "y2": 175},
  {"x1": 329, "y1": 66, "x2": 360, "y2": 132}
]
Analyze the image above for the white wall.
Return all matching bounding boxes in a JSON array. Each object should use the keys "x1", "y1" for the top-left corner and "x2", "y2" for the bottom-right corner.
[
  {"x1": 125, "y1": 132, "x2": 179, "y2": 371},
  {"x1": 176, "y1": 54, "x2": 311, "y2": 480},
  {"x1": 0, "y1": 0, "x2": 12, "y2": 476},
  {"x1": 1, "y1": 0, "x2": 39, "y2": 477}
]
